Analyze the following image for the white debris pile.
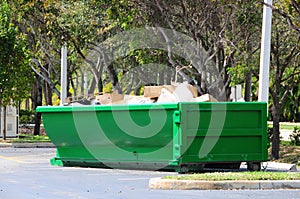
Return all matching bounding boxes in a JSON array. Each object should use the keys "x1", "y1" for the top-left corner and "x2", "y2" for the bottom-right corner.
[{"x1": 92, "y1": 81, "x2": 218, "y2": 105}]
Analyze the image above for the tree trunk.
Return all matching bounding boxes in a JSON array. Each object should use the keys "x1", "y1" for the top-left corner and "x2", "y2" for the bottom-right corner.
[
  {"x1": 107, "y1": 64, "x2": 122, "y2": 94},
  {"x1": 34, "y1": 76, "x2": 43, "y2": 135},
  {"x1": 126, "y1": 73, "x2": 134, "y2": 95},
  {"x1": 66, "y1": 72, "x2": 72, "y2": 98},
  {"x1": 88, "y1": 77, "x2": 96, "y2": 95},
  {"x1": 3, "y1": 106, "x2": 6, "y2": 140},
  {"x1": 244, "y1": 72, "x2": 252, "y2": 101},
  {"x1": 0, "y1": 101, "x2": 2, "y2": 139},
  {"x1": 43, "y1": 80, "x2": 52, "y2": 106},
  {"x1": 134, "y1": 81, "x2": 142, "y2": 95},
  {"x1": 80, "y1": 69, "x2": 84, "y2": 95},
  {"x1": 31, "y1": 81, "x2": 37, "y2": 110},
  {"x1": 271, "y1": 105, "x2": 280, "y2": 159},
  {"x1": 45, "y1": 81, "x2": 53, "y2": 106},
  {"x1": 165, "y1": 70, "x2": 172, "y2": 85},
  {"x1": 25, "y1": 98, "x2": 30, "y2": 110},
  {"x1": 97, "y1": 77, "x2": 103, "y2": 93},
  {"x1": 43, "y1": 80, "x2": 47, "y2": 105},
  {"x1": 34, "y1": 112, "x2": 42, "y2": 136},
  {"x1": 88, "y1": 73, "x2": 103, "y2": 95}
]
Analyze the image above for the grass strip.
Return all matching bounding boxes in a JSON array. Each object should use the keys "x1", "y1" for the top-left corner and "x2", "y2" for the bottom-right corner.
[
  {"x1": 268, "y1": 122, "x2": 300, "y2": 130},
  {"x1": 8, "y1": 134, "x2": 51, "y2": 143},
  {"x1": 164, "y1": 172, "x2": 300, "y2": 181}
]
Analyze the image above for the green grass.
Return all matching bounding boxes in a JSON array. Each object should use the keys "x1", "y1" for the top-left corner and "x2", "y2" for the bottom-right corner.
[
  {"x1": 268, "y1": 122, "x2": 300, "y2": 130},
  {"x1": 164, "y1": 172, "x2": 300, "y2": 181},
  {"x1": 281, "y1": 124, "x2": 300, "y2": 130},
  {"x1": 8, "y1": 134, "x2": 51, "y2": 143}
]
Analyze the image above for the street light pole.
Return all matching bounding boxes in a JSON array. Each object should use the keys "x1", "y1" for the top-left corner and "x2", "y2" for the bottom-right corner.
[
  {"x1": 60, "y1": 45, "x2": 67, "y2": 106},
  {"x1": 258, "y1": 0, "x2": 273, "y2": 104}
]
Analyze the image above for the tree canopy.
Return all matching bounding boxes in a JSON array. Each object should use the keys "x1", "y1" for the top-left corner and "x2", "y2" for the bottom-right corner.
[{"x1": 0, "y1": 1, "x2": 33, "y2": 107}]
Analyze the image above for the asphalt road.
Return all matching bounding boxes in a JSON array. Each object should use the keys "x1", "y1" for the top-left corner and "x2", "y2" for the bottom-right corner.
[{"x1": 0, "y1": 148, "x2": 299, "y2": 199}]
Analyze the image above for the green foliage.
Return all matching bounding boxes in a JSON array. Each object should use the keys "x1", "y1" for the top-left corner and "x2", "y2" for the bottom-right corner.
[
  {"x1": 290, "y1": 127, "x2": 300, "y2": 146},
  {"x1": 274, "y1": 0, "x2": 300, "y2": 34},
  {"x1": 19, "y1": 109, "x2": 36, "y2": 124},
  {"x1": 9, "y1": 0, "x2": 144, "y2": 98},
  {"x1": 227, "y1": 63, "x2": 252, "y2": 86},
  {"x1": 0, "y1": 1, "x2": 33, "y2": 106},
  {"x1": 102, "y1": 82, "x2": 113, "y2": 93},
  {"x1": 280, "y1": 140, "x2": 292, "y2": 146}
]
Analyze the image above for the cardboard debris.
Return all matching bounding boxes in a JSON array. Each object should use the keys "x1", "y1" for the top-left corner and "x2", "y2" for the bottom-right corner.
[
  {"x1": 173, "y1": 82, "x2": 194, "y2": 102},
  {"x1": 68, "y1": 82, "x2": 218, "y2": 106},
  {"x1": 124, "y1": 95, "x2": 154, "y2": 104},
  {"x1": 144, "y1": 82, "x2": 198, "y2": 100},
  {"x1": 188, "y1": 85, "x2": 198, "y2": 98},
  {"x1": 95, "y1": 93, "x2": 124, "y2": 105},
  {"x1": 194, "y1": 94, "x2": 218, "y2": 102},
  {"x1": 162, "y1": 85, "x2": 176, "y2": 93},
  {"x1": 171, "y1": 82, "x2": 198, "y2": 98},
  {"x1": 143, "y1": 86, "x2": 164, "y2": 98},
  {"x1": 156, "y1": 82, "x2": 199, "y2": 103},
  {"x1": 157, "y1": 88, "x2": 179, "y2": 103},
  {"x1": 65, "y1": 96, "x2": 93, "y2": 106}
]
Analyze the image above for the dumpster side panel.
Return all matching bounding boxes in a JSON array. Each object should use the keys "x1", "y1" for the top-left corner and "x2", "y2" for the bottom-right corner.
[
  {"x1": 38, "y1": 104, "x2": 178, "y2": 169},
  {"x1": 41, "y1": 112, "x2": 95, "y2": 161},
  {"x1": 179, "y1": 102, "x2": 268, "y2": 164}
]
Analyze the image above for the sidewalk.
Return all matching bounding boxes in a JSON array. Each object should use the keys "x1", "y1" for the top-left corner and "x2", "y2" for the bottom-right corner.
[
  {"x1": 1, "y1": 141, "x2": 299, "y2": 190},
  {"x1": 149, "y1": 178, "x2": 300, "y2": 190},
  {"x1": 0, "y1": 142, "x2": 55, "y2": 148},
  {"x1": 149, "y1": 162, "x2": 299, "y2": 190}
]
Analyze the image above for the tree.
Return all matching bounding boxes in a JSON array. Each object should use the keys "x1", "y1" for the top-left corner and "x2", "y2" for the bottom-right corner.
[
  {"x1": 0, "y1": 1, "x2": 33, "y2": 139},
  {"x1": 272, "y1": 0, "x2": 300, "y2": 36},
  {"x1": 12, "y1": 0, "x2": 141, "y2": 99},
  {"x1": 132, "y1": 0, "x2": 264, "y2": 101},
  {"x1": 255, "y1": 0, "x2": 300, "y2": 159},
  {"x1": 268, "y1": 12, "x2": 300, "y2": 159}
]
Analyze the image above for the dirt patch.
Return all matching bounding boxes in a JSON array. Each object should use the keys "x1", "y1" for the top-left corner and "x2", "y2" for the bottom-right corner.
[
  {"x1": 18, "y1": 127, "x2": 46, "y2": 136},
  {"x1": 278, "y1": 145, "x2": 300, "y2": 166},
  {"x1": 269, "y1": 145, "x2": 300, "y2": 166}
]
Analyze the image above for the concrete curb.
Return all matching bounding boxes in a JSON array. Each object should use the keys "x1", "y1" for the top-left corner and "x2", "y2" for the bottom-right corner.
[
  {"x1": 0, "y1": 142, "x2": 55, "y2": 148},
  {"x1": 0, "y1": 142, "x2": 13, "y2": 148},
  {"x1": 148, "y1": 177, "x2": 300, "y2": 190}
]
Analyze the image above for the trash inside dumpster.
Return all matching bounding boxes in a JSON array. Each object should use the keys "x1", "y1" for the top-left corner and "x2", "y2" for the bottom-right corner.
[{"x1": 36, "y1": 101, "x2": 268, "y2": 173}]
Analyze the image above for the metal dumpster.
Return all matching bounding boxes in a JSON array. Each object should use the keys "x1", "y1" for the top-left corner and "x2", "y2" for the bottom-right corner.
[{"x1": 36, "y1": 102, "x2": 268, "y2": 172}]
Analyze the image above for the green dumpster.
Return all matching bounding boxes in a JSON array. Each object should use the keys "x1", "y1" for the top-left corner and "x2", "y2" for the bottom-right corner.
[{"x1": 36, "y1": 102, "x2": 268, "y2": 172}]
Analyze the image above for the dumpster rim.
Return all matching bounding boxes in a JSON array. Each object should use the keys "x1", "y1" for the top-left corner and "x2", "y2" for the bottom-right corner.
[
  {"x1": 36, "y1": 103, "x2": 179, "y2": 113},
  {"x1": 36, "y1": 102, "x2": 267, "y2": 113}
]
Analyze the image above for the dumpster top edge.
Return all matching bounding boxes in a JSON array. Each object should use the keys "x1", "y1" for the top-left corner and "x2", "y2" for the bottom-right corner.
[
  {"x1": 36, "y1": 103, "x2": 179, "y2": 112},
  {"x1": 36, "y1": 102, "x2": 267, "y2": 113}
]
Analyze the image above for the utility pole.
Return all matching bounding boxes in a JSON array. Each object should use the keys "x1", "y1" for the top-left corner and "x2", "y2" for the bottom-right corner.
[
  {"x1": 60, "y1": 45, "x2": 67, "y2": 106},
  {"x1": 258, "y1": 0, "x2": 273, "y2": 104},
  {"x1": 84, "y1": 72, "x2": 88, "y2": 97}
]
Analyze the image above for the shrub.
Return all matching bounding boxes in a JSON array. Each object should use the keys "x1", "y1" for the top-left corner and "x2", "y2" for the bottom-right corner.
[
  {"x1": 289, "y1": 127, "x2": 300, "y2": 146},
  {"x1": 19, "y1": 110, "x2": 35, "y2": 124}
]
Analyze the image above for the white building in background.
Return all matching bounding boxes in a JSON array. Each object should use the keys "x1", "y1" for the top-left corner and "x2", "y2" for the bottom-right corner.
[
  {"x1": 230, "y1": 84, "x2": 245, "y2": 102},
  {"x1": 0, "y1": 106, "x2": 18, "y2": 138}
]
